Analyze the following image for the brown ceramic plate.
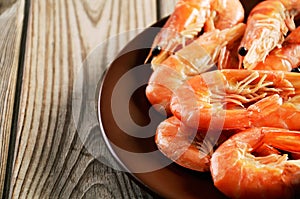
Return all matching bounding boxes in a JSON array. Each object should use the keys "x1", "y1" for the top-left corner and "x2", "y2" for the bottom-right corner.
[{"x1": 98, "y1": 1, "x2": 262, "y2": 198}]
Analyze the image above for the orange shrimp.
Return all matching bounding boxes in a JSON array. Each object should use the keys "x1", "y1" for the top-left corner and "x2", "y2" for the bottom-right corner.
[
  {"x1": 217, "y1": 36, "x2": 242, "y2": 69},
  {"x1": 155, "y1": 116, "x2": 229, "y2": 172},
  {"x1": 210, "y1": 0, "x2": 245, "y2": 30},
  {"x1": 145, "y1": 0, "x2": 244, "y2": 64},
  {"x1": 146, "y1": 24, "x2": 245, "y2": 114},
  {"x1": 170, "y1": 69, "x2": 300, "y2": 130},
  {"x1": 270, "y1": 0, "x2": 300, "y2": 19},
  {"x1": 211, "y1": 127, "x2": 300, "y2": 199},
  {"x1": 253, "y1": 26, "x2": 300, "y2": 71},
  {"x1": 238, "y1": 0, "x2": 297, "y2": 69}
]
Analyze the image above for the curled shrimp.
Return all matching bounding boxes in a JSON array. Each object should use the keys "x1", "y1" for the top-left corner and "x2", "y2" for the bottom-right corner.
[
  {"x1": 146, "y1": 24, "x2": 245, "y2": 114},
  {"x1": 211, "y1": 127, "x2": 300, "y2": 199},
  {"x1": 170, "y1": 69, "x2": 300, "y2": 130},
  {"x1": 145, "y1": 0, "x2": 244, "y2": 64},
  {"x1": 155, "y1": 116, "x2": 229, "y2": 172},
  {"x1": 253, "y1": 26, "x2": 300, "y2": 71},
  {"x1": 238, "y1": 0, "x2": 297, "y2": 69},
  {"x1": 217, "y1": 36, "x2": 242, "y2": 70},
  {"x1": 271, "y1": 0, "x2": 300, "y2": 19}
]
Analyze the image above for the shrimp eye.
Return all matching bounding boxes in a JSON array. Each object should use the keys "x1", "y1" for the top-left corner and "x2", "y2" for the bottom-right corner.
[
  {"x1": 238, "y1": 47, "x2": 248, "y2": 56},
  {"x1": 152, "y1": 46, "x2": 162, "y2": 56},
  {"x1": 291, "y1": 67, "x2": 300, "y2": 73}
]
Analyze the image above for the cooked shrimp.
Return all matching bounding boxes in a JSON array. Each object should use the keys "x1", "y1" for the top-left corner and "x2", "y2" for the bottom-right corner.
[
  {"x1": 217, "y1": 36, "x2": 242, "y2": 69},
  {"x1": 170, "y1": 69, "x2": 300, "y2": 130},
  {"x1": 253, "y1": 26, "x2": 300, "y2": 71},
  {"x1": 155, "y1": 116, "x2": 229, "y2": 172},
  {"x1": 270, "y1": 0, "x2": 300, "y2": 21},
  {"x1": 238, "y1": 0, "x2": 296, "y2": 69},
  {"x1": 146, "y1": 24, "x2": 245, "y2": 114},
  {"x1": 211, "y1": 127, "x2": 300, "y2": 199},
  {"x1": 145, "y1": 0, "x2": 244, "y2": 64},
  {"x1": 211, "y1": 0, "x2": 245, "y2": 30}
]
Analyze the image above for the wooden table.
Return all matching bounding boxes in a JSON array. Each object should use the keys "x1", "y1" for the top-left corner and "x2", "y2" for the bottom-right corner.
[{"x1": 0, "y1": 0, "x2": 177, "y2": 198}]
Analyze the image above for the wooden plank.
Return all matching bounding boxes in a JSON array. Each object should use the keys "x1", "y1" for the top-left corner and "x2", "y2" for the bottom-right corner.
[
  {"x1": 0, "y1": 0, "x2": 16, "y2": 14},
  {"x1": 9, "y1": 0, "x2": 158, "y2": 198},
  {"x1": 158, "y1": 0, "x2": 177, "y2": 19},
  {"x1": 0, "y1": 0, "x2": 25, "y2": 197}
]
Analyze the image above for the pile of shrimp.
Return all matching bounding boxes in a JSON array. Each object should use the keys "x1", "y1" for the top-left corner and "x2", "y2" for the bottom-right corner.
[{"x1": 145, "y1": 0, "x2": 300, "y2": 198}]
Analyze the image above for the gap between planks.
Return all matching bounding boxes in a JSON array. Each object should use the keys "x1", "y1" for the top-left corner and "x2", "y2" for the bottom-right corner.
[
  {"x1": 2, "y1": 0, "x2": 30, "y2": 198},
  {"x1": 4, "y1": 0, "x2": 177, "y2": 198}
]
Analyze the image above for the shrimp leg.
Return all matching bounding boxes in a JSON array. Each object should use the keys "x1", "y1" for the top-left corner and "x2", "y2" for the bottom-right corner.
[
  {"x1": 155, "y1": 116, "x2": 228, "y2": 172},
  {"x1": 145, "y1": 0, "x2": 244, "y2": 64},
  {"x1": 253, "y1": 26, "x2": 300, "y2": 71},
  {"x1": 170, "y1": 69, "x2": 300, "y2": 130},
  {"x1": 238, "y1": 1, "x2": 294, "y2": 69},
  {"x1": 146, "y1": 24, "x2": 245, "y2": 114},
  {"x1": 211, "y1": 127, "x2": 300, "y2": 199}
]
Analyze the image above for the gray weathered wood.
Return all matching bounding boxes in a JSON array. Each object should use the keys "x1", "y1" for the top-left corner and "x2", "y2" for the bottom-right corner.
[
  {"x1": 158, "y1": 0, "x2": 177, "y2": 19},
  {"x1": 0, "y1": 0, "x2": 24, "y2": 197},
  {"x1": 9, "y1": 0, "x2": 158, "y2": 198},
  {"x1": 0, "y1": 0, "x2": 17, "y2": 14}
]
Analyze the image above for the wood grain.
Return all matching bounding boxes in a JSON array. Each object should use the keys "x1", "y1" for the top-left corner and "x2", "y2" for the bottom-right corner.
[
  {"x1": 158, "y1": 0, "x2": 177, "y2": 19},
  {"x1": 0, "y1": 0, "x2": 24, "y2": 197},
  {"x1": 9, "y1": 0, "x2": 158, "y2": 198},
  {"x1": 0, "y1": 0, "x2": 17, "y2": 14}
]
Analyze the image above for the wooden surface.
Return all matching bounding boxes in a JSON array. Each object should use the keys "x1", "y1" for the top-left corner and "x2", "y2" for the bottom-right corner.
[
  {"x1": 0, "y1": 0, "x2": 177, "y2": 198},
  {"x1": 0, "y1": 0, "x2": 24, "y2": 197}
]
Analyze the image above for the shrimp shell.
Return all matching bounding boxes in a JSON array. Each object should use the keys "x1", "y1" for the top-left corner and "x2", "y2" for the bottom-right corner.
[
  {"x1": 170, "y1": 69, "x2": 300, "y2": 130},
  {"x1": 211, "y1": 127, "x2": 300, "y2": 199}
]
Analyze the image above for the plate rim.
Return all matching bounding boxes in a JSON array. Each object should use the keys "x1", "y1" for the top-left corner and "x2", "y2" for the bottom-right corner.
[
  {"x1": 97, "y1": 17, "x2": 171, "y2": 197},
  {"x1": 96, "y1": 17, "x2": 227, "y2": 199}
]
